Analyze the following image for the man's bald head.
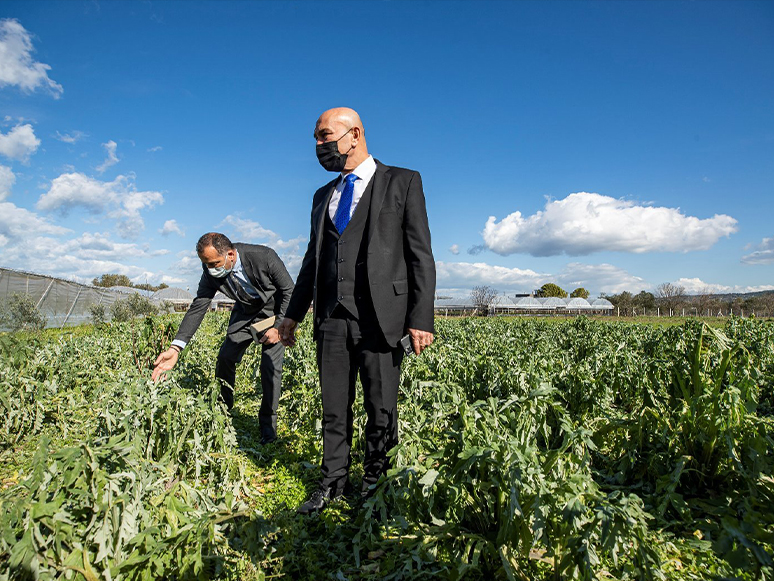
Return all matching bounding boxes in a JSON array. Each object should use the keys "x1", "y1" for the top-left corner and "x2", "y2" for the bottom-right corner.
[
  {"x1": 314, "y1": 107, "x2": 369, "y2": 173},
  {"x1": 318, "y1": 107, "x2": 363, "y2": 133}
]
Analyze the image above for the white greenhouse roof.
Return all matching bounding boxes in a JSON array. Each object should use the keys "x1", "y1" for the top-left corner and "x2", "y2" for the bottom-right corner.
[
  {"x1": 539, "y1": 297, "x2": 567, "y2": 307},
  {"x1": 212, "y1": 291, "x2": 235, "y2": 303},
  {"x1": 152, "y1": 287, "x2": 193, "y2": 301}
]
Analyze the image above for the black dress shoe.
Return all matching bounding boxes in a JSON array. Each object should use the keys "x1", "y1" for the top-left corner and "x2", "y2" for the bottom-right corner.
[
  {"x1": 259, "y1": 427, "x2": 277, "y2": 445},
  {"x1": 297, "y1": 487, "x2": 335, "y2": 515}
]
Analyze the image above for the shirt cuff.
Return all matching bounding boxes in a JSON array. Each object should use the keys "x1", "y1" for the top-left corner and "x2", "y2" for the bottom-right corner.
[{"x1": 171, "y1": 339, "x2": 187, "y2": 350}]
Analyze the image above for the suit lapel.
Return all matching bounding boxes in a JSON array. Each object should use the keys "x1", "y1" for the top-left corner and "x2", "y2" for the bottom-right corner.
[
  {"x1": 314, "y1": 179, "x2": 339, "y2": 261},
  {"x1": 367, "y1": 161, "x2": 391, "y2": 245}
]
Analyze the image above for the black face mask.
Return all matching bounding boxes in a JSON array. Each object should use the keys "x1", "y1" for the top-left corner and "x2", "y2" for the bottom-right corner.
[{"x1": 316, "y1": 128, "x2": 352, "y2": 172}]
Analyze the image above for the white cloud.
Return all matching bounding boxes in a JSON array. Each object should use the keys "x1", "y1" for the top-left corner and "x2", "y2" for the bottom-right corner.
[
  {"x1": 435, "y1": 259, "x2": 651, "y2": 298},
  {"x1": 0, "y1": 19, "x2": 62, "y2": 97},
  {"x1": 0, "y1": 228, "x2": 174, "y2": 285},
  {"x1": 741, "y1": 236, "x2": 774, "y2": 265},
  {"x1": 147, "y1": 145, "x2": 162, "y2": 152},
  {"x1": 449, "y1": 244, "x2": 460, "y2": 255},
  {"x1": 62, "y1": 232, "x2": 146, "y2": 261},
  {"x1": 159, "y1": 219, "x2": 184, "y2": 237},
  {"x1": 220, "y1": 215, "x2": 277, "y2": 241},
  {"x1": 482, "y1": 192, "x2": 738, "y2": 256},
  {"x1": 160, "y1": 274, "x2": 186, "y2": 285},
  {"x1": 0, "y1": 123, "x2": 40, "y2": 162},
  {"x1": 556, "y1": 263, "x2": 648, "y2": 296},
  {"x1": 37, "y1": 172, "x2": 164, "y2": 238},
  {"x1": 54, "y1": 130, "x2": 86, "y2": 144},
  {"x1": 96, "y1": 140, "x2": 119, "y2": 173},
  {"x1": 171, "y1": 250, "x2": 201, "y2": 274},
  {"x1": 436, "y1": 261, "x2": 547, "y2": 293},
  {"x1": 219, "y1": 214, "x2": 306, "y2": 276},
  {"x1": 672, "y1": 277, "x2": 774, "y2": 295},
  {"x1": 0, "y1": 200, "x2": 70, "y2": 242},
  {"x1": 0, "y1": 164, "x2": 14, "y2": 200}
]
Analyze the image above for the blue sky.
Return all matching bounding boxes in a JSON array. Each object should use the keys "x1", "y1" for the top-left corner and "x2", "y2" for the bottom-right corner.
[{"x1": 1, "y1": 0, "x2": 772, "y2": 298}]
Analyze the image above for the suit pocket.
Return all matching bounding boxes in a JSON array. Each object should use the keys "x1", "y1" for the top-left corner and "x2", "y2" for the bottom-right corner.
[{"x1": 393, "y1": 279, "x2": 408, "y2": 295}]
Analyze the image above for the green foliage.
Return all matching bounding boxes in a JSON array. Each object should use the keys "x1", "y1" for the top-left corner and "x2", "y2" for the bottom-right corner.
[
  {"x1": 537, "y1": 283, "x2": 568, "y2": 298},
  {"x1": 92, "y1": 273, "x2": 169, "y2": 292},
  {"x1": 130, "y1": 315, "x2": 177, "y2": 372},
  {"x1": 89, "y1": 303, "x2": 108, "y2": 326},
  {"x1": 570, "y1": 287, "x2": 590, "y2": 299},
  {"x1": 111, "y1": 293, "x2": 159, "y2": 322},
  {"x1": 0, "y1": 292, "x2": 47, "y2": 331},
  {"x1": 93, "y1": 273, "x2": 134, "y2": 287},
  {"x1": 1, "y1": 314, "x2": 772, "y2": 580}
]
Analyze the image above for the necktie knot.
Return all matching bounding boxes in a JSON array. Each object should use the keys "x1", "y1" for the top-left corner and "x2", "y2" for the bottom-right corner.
[{"x1": 334, "y1": 174, "x2": 359, "y2": 234}]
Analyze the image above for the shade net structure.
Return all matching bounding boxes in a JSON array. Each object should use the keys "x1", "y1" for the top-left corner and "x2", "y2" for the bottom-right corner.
[{"x1": 0, "y1": 267, "x2": 139, "y2": 329}]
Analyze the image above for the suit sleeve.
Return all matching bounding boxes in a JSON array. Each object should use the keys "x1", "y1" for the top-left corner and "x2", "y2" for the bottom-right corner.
[
  {"x1": 403, "y1": 171, "x2": 436, "y2": 333},
  {"x1": 173, "y1": 272, "x2": 218, "y2": 345},
  {"x1": 284, "y1": 201, "x2": 319, "y2": 323},
  {"x1": 266, "y1": 247, "x2": 295, "y2": 328}
]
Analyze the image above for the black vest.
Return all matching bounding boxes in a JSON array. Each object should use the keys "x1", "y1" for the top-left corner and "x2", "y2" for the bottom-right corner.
[{"x1": 317, "y1": 179, "x2": 375, "y2": 323}]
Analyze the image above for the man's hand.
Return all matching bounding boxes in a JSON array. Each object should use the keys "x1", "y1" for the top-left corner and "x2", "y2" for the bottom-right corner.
[
  {"x1": 278, "y1": 318, "x2": 298, "y2": 347},
  {"x1": 408, "y1": 328, "x2": 434, "y2": 355},
  {"x1": 259, "y1": 328, "x2": 281, "y2": 346},
  {"x1": 152, "y1": 347, "x2": 180, "y2": 382}
]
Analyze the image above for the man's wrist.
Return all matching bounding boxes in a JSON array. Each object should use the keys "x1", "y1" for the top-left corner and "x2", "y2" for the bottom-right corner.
[{"x1": 170, "y1": 344, "x2": 182, "y2": 353}]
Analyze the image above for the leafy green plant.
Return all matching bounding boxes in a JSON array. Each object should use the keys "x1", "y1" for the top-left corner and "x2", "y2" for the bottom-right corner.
[{"x1": 0, "y1": 292, "x2": 47, "y2": 331}]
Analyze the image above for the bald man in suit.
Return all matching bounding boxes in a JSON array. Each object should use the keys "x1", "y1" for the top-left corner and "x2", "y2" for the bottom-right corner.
[{"x1": 279, "y1": 107, "x2": 435, "y2": 513}]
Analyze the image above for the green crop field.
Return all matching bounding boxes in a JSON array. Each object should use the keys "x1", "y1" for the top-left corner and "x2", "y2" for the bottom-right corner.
[{"x1": 1, "y1": 315, "x2": 773, "y2": 580}]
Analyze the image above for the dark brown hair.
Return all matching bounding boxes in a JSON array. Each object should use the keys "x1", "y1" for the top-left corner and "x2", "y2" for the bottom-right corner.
[{"x1": 196, "y1": 232, "x2": 234, "y2": 256}]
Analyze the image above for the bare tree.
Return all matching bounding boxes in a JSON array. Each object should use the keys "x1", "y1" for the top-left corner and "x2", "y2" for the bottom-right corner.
[
  {"x1": 656, "y1": 282, "x2": 686, "y2": 315},
  {"x1": 695, "y1": 287, "x2": 720, "y2": 317},
  {"x1": 470, "y1": 285, "x2": 499, "y2": 316}
]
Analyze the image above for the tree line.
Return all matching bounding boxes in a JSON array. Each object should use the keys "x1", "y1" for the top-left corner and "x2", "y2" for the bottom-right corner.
[{"x1": 91, "y1": 273, "x2": 169, "y2": 293}]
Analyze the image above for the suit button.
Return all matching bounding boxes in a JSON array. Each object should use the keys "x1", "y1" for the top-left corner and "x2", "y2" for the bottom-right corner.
[
  {"x1": 338, "y1": 296, "x2": 344, "y2": 300},
  {"x1": 338, "y1": 277, "x2": 344, "y2": 281},
  {"x1": 338, "y1": 258, "x2": 345, "y2": 263}
]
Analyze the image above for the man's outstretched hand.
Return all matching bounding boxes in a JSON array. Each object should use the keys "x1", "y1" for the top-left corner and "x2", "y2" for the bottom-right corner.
[
  {"x1": 278, "y1": 318, "x2": 298, "y2": 347},
  {"x1": 152, "y1": 348, "x2": 179, "y2": 382}
]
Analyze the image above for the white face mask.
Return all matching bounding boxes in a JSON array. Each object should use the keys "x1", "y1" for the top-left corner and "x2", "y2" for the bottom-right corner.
[{"x1": 207, "y1": 254, "x2": 233, "y2": 278}]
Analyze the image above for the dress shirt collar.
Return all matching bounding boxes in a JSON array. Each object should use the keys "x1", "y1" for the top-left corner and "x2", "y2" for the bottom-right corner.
[
  {"x1": 231, "y1": 249, "x2": 243, "y2": 274},
  {"x1": 341, "y1": 155, "x2": 376, "y2": 185}
]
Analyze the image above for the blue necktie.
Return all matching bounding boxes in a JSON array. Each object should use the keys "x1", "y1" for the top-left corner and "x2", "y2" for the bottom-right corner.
[{"x1": 334, "y1": 173, "x2": 358, "y2": 234}]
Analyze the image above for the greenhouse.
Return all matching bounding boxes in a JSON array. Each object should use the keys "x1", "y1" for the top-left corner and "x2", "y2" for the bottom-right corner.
[
  {"x1": 434, "y1": 295, "x2": 614, "y2": 316},
  {"x1": 152, "y1": 287, "x2": 194, "y2": 311},
  {"x1": 0, "y1": 267, "x2": 131, "y2": 329}
]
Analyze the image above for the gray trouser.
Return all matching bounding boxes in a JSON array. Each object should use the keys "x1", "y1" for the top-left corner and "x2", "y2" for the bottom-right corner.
[{"x1": 214, "y1": 330, "x2": 284, "y2": 437}]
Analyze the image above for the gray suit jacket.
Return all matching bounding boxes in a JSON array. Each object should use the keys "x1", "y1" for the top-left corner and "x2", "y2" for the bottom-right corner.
[
  {"x1": 285, "y1": 160, "x2": 435, "y2": 346},
  {"x1": 174, "y1": 243, "x2": 294, "y2": 344}
]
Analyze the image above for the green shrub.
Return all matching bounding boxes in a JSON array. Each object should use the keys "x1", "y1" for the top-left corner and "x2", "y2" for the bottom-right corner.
[
  {"x1": 110, "y1": 293, "x2": 158, "y2": 322},
  {"x1": 0, "y1": 292, "x2": 47, "y2": 331}
]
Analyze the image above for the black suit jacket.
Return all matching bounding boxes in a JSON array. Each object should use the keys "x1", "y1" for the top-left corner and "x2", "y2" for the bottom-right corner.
[
  {"x1": 285, "y1": 160, "x2": 436, "y2": 346},
  {"x1": 175, "y1": 243, "x2": 294, "y2": 344}
]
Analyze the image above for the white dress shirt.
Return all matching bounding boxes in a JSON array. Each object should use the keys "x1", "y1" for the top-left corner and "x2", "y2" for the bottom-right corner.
[
  {"x1": 328, "y1": 155, "x2": 377, "y2": 221},
  {"x1": 171, "y1": 250, "x2": 259, "y2": 350},
  {"x1": 228, "y1": 250, "x2": 260, "y2": 299}
]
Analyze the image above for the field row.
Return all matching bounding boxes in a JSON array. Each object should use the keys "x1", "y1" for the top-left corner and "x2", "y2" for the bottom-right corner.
[{"x1": 1, "y1": 315, "x2": 773, "y2": 580}]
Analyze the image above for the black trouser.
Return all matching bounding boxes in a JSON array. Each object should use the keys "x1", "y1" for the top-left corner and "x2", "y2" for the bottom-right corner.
[
  {"x1": 316, "y1": 309, "x2": 403, "y2": 494},
  {"x1": 214, "y1": 331, "x2": 285, "y2": 439}
]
